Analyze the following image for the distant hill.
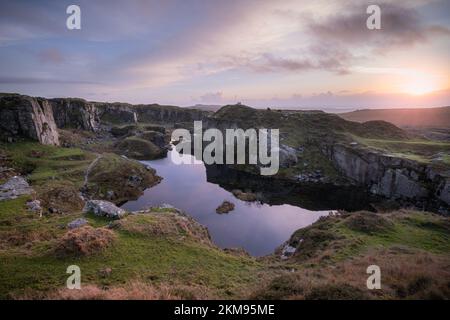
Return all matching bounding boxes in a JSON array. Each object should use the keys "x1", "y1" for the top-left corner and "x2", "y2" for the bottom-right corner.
[
  {"x1": 339, "y1": 106, "x2": 450, "y2": 128},
  {"x1": 187, "y1": 104, "x2": 222, "y2": 112}
]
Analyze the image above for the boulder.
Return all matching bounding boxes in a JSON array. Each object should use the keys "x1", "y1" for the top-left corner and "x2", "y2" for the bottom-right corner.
[
  {"x1": 26, "y1": 199, "x2": 42, "y2": 213},
  {"x1": 67, "y1": 218, "x2": 89, "y2": 229},
  {"x1": 0, "y1": 176, "x2": 34, "y2": 201},
  {"x1": 281, "y1": 244, "x2": 297, "y2": 260},
  {"x1": 83, "y1": 200, "x2": 126, "y2": 219}
]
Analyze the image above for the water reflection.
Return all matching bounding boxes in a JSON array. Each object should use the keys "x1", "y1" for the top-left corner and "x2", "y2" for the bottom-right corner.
[{"x1": 122, "y1": 148, "x2": 331, "y2": 256}]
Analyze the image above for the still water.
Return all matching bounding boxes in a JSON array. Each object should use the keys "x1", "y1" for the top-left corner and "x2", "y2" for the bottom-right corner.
[{"x1": 121, "y1": 147, "x2": 329, "y2": 256}]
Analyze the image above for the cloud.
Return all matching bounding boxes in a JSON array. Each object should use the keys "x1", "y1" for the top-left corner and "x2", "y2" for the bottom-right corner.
[
  {"x1": 0, "y1": 76, "x2": 98, "y2": 85},
  {"x1": 238, "y1": 88, "x2": 450, "y2": 110},
  {"x1": 37, "y1": 48, "x2": 65, "y2": 64},
  {"x1": 198, "y1": 92, "x2": 225, "y2": 104},
  {"x1": 0, "y1": 0, "x2": 448, "y2": 105},
  {"x1": 308, "y1": 2, "x2": 450, "y2": 48}
]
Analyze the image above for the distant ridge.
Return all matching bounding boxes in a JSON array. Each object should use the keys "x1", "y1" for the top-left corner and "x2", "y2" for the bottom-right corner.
[
  {"x1": 339, "y1": 106, "x2": 450, "y2": 128},
  {"x1": 187, "y1": 104, "x2": 222, "y2": 112}
]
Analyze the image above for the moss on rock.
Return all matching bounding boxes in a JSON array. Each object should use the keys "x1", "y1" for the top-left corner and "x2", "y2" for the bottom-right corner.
[
  {"x1": 85, "y1": 153, "x2": 161, "y2": 204},
  {"x1": 114, "y1": 136, "x2": 166, "y2": 160}
]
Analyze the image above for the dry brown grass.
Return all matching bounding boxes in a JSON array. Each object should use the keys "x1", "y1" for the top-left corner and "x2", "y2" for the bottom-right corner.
[
  {"x1": 0, "y1": 229, "x2": 56, "y2": 250},
  {"x1": 251, "y1": 248, "x2": 450, "y2": 300},
  {"x1": 38, "y1": 181, "x2": 84, "y2": 214},
  {"x1": 55, "y1": 226, "x2": 116, "y2": 257},
  {"x1": 17, "y1": 281, "x2": 215, "y2": 300}
]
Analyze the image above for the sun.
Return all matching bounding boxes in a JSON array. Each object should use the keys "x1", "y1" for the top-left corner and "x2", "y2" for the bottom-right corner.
[{"x1": 401, "y1": 74, "x2": 438, "y2": 96}]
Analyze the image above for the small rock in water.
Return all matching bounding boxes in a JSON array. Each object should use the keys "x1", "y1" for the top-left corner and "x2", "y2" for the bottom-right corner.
[
  {"x1": 83, "y1": 200, "x2": 126, "y2": 219},
  {"x1": 216, "y1": 201, "x2": 235, "y2": 214},
  {"x1": 67, "y1": 218, "x2": 88, "y2": 229}
]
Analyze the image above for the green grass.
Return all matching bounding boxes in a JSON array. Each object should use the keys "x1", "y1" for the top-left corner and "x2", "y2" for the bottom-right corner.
[
  {"x1": 0, "y1": 204, "x2": 261, "y2": 298},
  {"x1": 1, "y1": 141, "x2": 95, "y2": 187},
  {"x1": 349, "y1": 136, "x2": 450, "y2": 164},
  {"x1": 0, "y1": 193, "x2": 260, "y2": 298},
  {"x1": 333, "y1": 212, "x2": 450, "y2": 260}
]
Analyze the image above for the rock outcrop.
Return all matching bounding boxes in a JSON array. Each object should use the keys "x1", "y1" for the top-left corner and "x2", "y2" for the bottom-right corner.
[
  {"x1": 114, "y1": 136, "x2": 167, "y2": 160},
  {"x1": 49, "y1": 98, "x2": 100, "y2": 132},
  {"x1": 97, "y1": 103, "x2": 208, "y2": 125},
  {"x1": 324, "y1": 144, "x2": 449, "y2": 208},
  {"x1": 96, "y1": 103, "x2": 138, "y2": 124},
  {"x1": 134, "y1": 104, "x2": 208, "y2": 123},
  {"x1": 83, "y1": 153, "x2": 161, "y2": 204},
  {"x1": 0, "y1": 94, "x2": 60, "y2": 145},
  {"x1": 83, "y1": 199, "x2": 126, "y2": 219}
]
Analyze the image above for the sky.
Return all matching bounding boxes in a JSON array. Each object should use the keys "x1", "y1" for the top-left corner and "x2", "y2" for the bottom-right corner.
[{"x1": 0, "y1": 0, "x2": 449, "y2": 110}]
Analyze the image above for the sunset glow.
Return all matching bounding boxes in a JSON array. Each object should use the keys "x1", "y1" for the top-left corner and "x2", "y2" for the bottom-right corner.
[
  {"x1": 0, "y1": 0, "x2": 449, "y2": 109},
  {"x1": 401, "y1": 74, "x2": 441, "y2": 96}
]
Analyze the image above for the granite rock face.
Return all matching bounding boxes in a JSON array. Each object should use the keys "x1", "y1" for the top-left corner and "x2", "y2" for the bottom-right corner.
[
  {"x1": 83, "y1": 200, "x2": 126, "y2": 219},
  {"x1": 97, "y1": 103, "x2": 138, "y2": 124},
  {"x1": 0, "y1": 94, "x2": 60, "y2": 145},
  {"x1": 98, "y1": 103, "x2": 208, "y2": 125},
  {"x1": 50, "y1": 98, "x2": 100, "y2": 132},
  {"x1": 134, "y1": 104, "x2": 208, "y2": 123},
  {"x1": 325, "y1": 144, "x2": 449, "y2": 207}
]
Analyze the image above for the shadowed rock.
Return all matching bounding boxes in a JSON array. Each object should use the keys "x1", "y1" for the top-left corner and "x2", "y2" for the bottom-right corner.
[
  {"x1": 0, "y1": 94, "x2": 59, "y2": 145},
  {"x1": 83, "y1": 200, "x2": 126, "y2": 219},
  {"x1": 0, "y1": 176, "x2": 34, "y2": 201}
]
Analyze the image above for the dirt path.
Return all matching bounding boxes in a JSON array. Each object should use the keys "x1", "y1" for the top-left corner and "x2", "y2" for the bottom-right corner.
[{"x1": 83, "y1": 154, "x2": 102, "y2": 188}]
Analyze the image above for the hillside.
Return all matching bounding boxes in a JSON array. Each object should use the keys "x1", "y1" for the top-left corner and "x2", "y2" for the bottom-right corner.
[
  {"x1": 187, "y1": 104, "x2": 222, "y2": 112},
  {"x1": 0, "y1": 98, "x2": 449, "y2": 300},
  {"x1": 339, "y1": 107, "x2": 450, "y2": 128},
  {"x1": 206, "y1": 105, "x2": 450, "y2": 211}
]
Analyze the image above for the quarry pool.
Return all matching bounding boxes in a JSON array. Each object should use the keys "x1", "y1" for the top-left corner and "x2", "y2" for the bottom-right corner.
[{"x1": 121, "y1": 147, "x2": 330, "y2": 256}]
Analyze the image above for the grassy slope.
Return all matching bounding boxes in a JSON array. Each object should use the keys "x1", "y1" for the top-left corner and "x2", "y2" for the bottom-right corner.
[
  {"x1": 339, "y1": 106, "x2": 450, "y2": 128},
  {"x1": 0, "y1": 140, "x2": 449, "y2": 300},
  {"x1": 0, "y1": 142, "x2": 260, "y2": 299},
  {"x1": 348, "y1": 135, "x2": 450, "y2": 165},
  {"x1": 0, "y1": 196, "x2": 260, "y2": 299},
  {"x1": 2, "y1": 141, "x2": 95, "y2": 188},
  {"x1": 254, "y1": 210, "x2": 450, "y2": 299}
]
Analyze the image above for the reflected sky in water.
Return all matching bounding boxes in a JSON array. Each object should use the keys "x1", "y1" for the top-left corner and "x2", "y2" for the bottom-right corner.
[{"x1": 122, "y1": 148, "x2": 329, "y2": 256}]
